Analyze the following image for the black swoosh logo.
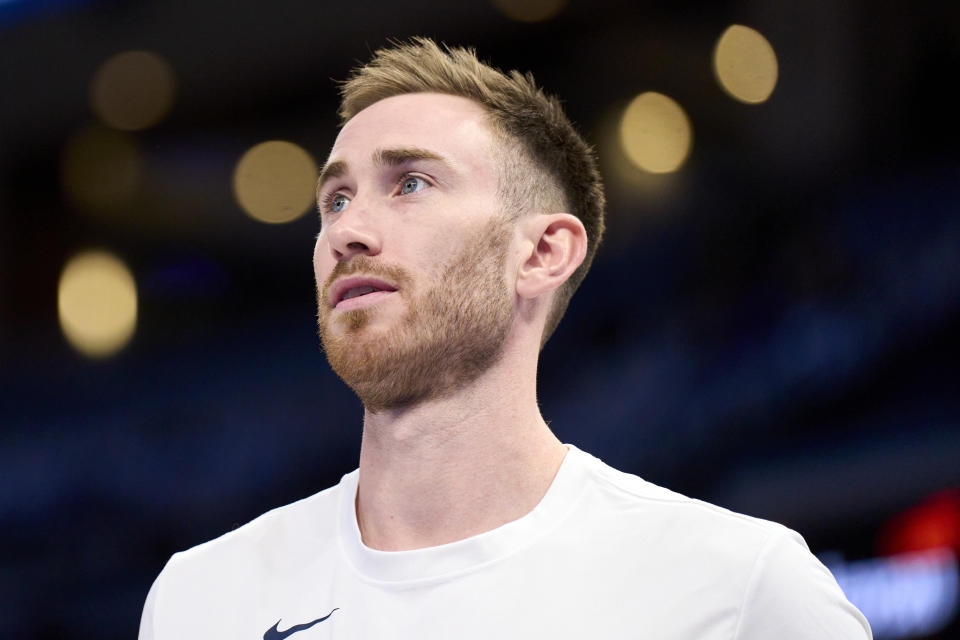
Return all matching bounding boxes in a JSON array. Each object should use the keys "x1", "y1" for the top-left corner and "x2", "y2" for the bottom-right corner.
[{"x1": 263, "y1": 608, "x2": 339, "y2": 640}]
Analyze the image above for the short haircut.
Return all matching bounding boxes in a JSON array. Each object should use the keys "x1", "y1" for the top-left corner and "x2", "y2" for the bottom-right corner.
[{"x1": 339, "y1": 37, "x2": 606, "y2": 346}]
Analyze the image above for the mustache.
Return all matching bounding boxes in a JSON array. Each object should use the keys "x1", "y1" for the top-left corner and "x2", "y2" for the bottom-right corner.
[{"x1": 320, "y1": 256, "x2": 413, "y2": 303}]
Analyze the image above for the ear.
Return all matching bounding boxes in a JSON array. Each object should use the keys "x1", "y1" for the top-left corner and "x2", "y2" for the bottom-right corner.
[{"x1": 516, "y1": 213, "x2": 588, "y2": 300}]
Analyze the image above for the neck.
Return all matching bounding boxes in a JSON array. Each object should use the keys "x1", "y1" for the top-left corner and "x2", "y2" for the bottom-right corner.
[{"x1": 354, "y1": 343, "x2": 566, "y2": 551}]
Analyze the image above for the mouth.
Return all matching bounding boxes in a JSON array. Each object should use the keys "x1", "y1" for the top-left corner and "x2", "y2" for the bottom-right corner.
[{"x1": 330, "y1": 276, "x2": 399, "y2": 310}]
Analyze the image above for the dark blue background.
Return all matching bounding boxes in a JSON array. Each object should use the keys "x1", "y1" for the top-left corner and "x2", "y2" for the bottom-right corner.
[{"x1": 2, "y1": 1, "x2": 959, "y2": 638}]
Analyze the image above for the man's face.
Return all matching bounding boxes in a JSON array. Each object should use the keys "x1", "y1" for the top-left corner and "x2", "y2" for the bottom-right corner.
[{"x1": 313, "y1": 93, "x2": 515, "y2": 411}]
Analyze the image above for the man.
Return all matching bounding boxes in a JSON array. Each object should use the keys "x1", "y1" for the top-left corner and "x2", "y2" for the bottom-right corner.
[{"x1": 140, "y1": 38, "x2": 871, "y2": 639}]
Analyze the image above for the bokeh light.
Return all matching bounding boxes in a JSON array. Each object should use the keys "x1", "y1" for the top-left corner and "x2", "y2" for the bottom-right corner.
[
  {"x1": 233, "y1": 140, "x2": 318, "y2": 224},
  {"x1": 590, "y1": 103, "x2": 691, "y2": 251},
  {"x1": 597, "y1": 102, "x2": 678, "y2": 198},
  {"x1": 619, "y1": 92, "x2": 692, "y2": 174},
  {"x1": 491, "y1": 0, "x2": 566, "y2": 22},
  {"x1": 90, "y1": 50, "x2": 177, "y2": 131},
  {"x1": 877, "y1": 489, "x2": 960, "y2": 556},
  {"x1": 58, "y1": 250, "x2": 138, "y2": 358},
  {"x1": 713, "y1": 25, "x2": 778, "y2": 104},
  {"x1": 61, "y1": 126, "x2": 142, "y2": 214}
]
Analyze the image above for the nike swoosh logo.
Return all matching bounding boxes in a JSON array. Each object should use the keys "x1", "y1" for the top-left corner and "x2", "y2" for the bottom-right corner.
[{"x1": 263, "y1": 608, "x2": 339, "y2": 640}]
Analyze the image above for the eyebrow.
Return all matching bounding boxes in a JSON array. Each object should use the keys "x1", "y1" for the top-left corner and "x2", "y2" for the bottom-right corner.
[
  {"x1": 316, "y1": 147, "x2": 450, "y2": 201},
  {"x1": 316, "y1": 159, "x2": 348, "y2": 204},
  {"x1": 374, "y1": 147, "x2": 446, "y2": 167}
]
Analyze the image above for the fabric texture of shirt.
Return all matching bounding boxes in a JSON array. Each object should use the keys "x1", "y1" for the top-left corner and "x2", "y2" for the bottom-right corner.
[{"x1": 139, "y1": 445, "x2": 872, "y2": 639}]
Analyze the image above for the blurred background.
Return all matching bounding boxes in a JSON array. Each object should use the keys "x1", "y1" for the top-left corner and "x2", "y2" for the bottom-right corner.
[{"x1": 2, "y1": 0, "x2": 959, "y2": 638}]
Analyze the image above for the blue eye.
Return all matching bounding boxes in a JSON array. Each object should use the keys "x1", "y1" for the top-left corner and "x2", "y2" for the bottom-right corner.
[
  {"x1": 329, "y1": 194, "x2": 349, "y2": 212},
  {"x1": 399, "y1": 176, "x2": 427, "y2": 195}
]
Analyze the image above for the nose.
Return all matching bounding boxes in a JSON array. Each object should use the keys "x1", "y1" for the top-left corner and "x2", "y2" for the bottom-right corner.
[{"x1": 325, "y1": 202, "x2": 382, "y2": 261}]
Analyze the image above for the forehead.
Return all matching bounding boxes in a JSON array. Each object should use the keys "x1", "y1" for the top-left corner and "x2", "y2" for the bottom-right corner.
[{"x1": 328, "y1": 93, "x2": 498, "y2": 170}]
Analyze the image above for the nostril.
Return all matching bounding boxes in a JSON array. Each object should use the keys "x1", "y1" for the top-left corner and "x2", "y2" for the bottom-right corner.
[{"x1": 346, "y1": 241, "x2": 368, "y2": 251}]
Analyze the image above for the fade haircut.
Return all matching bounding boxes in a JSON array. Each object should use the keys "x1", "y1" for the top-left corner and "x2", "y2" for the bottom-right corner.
[{"x1": 338, "y1": 37, "x2": 606, "y2": 346}]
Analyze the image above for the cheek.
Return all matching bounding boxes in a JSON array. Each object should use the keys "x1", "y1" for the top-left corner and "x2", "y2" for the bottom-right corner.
[{"x1": 313, "y1": 235, "x2": 330, "y2": 282}]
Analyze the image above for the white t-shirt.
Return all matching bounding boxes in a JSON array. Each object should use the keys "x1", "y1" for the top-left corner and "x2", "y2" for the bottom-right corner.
[{"x1": 139, "y1": 445, "x2": 871, "y2": 639}]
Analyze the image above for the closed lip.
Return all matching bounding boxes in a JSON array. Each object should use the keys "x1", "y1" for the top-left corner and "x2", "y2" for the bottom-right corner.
[{"x1": 329, "y1": 276, "x2": 399, "y2": 308}]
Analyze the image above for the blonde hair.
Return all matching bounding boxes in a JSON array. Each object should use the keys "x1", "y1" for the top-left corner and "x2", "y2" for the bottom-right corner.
[{"x1": 339, "y1": 37, "x2": 606, "y2": 346}]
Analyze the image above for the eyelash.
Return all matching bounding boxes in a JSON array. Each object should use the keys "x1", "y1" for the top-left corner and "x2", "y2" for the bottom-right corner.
[
  {"x1": 318, "y1": 173, "x2": 431, "y2": 214},
  {"x1": 318, "y1": 190, "x2": 343, "y2": 215}
]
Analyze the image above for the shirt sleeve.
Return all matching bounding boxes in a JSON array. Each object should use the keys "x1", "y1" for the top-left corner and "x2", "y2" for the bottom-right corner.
[{"x1": 734, "y1": 529, "x2": 873, "y2": 639}]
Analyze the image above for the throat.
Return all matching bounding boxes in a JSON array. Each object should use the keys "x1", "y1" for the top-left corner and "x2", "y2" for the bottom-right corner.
[{"x1": 355, "y1": 421, "x2": 567, "y2": 551}]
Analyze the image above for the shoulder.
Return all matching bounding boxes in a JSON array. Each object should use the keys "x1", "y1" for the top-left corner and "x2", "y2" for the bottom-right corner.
[
  {"x1": 175, "y1": 476, "x2": 344, "y2": 567},
  {"x1": 573, "y1": 446, "x2": 793, "y2": 552},
  {"x1": 568, "y1": 448, "x2": 872, "y2": 638},
  {"x1": 152, "y1": 473, "x2": 348, "y2": 602},
  {"x1": 140, "y1": 475, "x2": 351, "y2": 639}
]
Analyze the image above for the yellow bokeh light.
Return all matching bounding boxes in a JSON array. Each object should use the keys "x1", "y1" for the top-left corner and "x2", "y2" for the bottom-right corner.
[
  {"x1": 619, "y1": 92, "x2": 693, "y2": 174},
  {"x1": 713, "y1": 25, "x2": 778, "y2": 104},
  {"x1": 491, "y1": 0, "x2": 566, "y2": 22},
  {"x1": 589, "y1": 102, "x2": 693, "y2": 251},
  {"x1": 90, "y1": 50, "x2": 177, "y2": 131},
  {"x1": 58, "y1": 250, "x2": 138, "y2": 358},
  {"x1": 61, "y1": 126, "x2": 142, "y2": 214},
  {"x1": 233, "y1": 140, "x2": 318, "y2": 224}
]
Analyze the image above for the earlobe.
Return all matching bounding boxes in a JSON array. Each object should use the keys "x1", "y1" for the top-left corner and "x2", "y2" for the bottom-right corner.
[{"x1": 515, "y1": 213, "x2": 587, "y2": 300}]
